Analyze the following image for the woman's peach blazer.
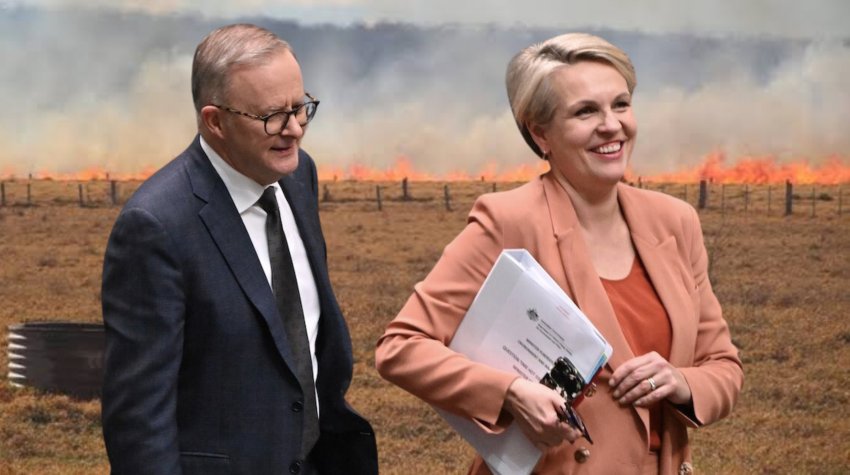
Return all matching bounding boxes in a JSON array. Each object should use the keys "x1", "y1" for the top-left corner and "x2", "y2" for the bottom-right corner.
[{"x1": 376, "y1": 172, "x2": 743, "y2": 474}]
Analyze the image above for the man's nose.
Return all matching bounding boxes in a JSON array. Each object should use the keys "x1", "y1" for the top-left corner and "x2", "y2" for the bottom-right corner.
[{"x1": 280, "y1": 116, "x2": 304, "y2": 137}]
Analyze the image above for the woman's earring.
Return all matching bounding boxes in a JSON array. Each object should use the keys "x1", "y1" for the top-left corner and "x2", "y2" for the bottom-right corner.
[{"x1": 542, "y1": 150, "x2": 550, "y2": 160}]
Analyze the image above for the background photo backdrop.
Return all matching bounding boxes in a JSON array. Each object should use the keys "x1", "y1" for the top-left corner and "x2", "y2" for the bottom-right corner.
[
  {"x1": 1, "y1": 0, "x2": 849, "y2": 180},
  {"x1": 1, "y1": 1, "x2": 849, "y2": 474}
]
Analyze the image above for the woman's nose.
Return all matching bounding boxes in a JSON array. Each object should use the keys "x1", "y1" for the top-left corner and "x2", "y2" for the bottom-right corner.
[{"x1": 597, "y1": 110, "x2": 622, "y2": 134}]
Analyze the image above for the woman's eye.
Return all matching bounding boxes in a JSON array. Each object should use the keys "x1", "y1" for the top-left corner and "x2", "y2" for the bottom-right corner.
[
  {"x1": 575, "y1": 106, "x2": 595, "y2": 117},
  {"x1": 613, "y1": 101, "x2": 630, "y2": 110}
]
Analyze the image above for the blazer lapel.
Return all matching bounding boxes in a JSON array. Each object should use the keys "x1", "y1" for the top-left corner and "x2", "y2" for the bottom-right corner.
[
  {"x1": 186, "y1": 139, "x2": 299, "y2": 370},
  {"x1": 540, "y1": 175, "x2": 635, "y2": 372},
  {"x1": 618, "y1": 185, "x2": 697, "y2": 367},
  {"x1": 278, "y1": 172, "x2": 335, "y2": 304}
]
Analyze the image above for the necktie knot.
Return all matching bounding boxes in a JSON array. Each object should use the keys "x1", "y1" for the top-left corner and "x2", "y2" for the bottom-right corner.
[{"x1": 258, "y1": 186, "x2": 279, "y2": 215}]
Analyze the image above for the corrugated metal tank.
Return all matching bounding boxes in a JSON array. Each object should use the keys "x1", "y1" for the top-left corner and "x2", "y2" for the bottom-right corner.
[{"x1": 8, "y1": 322, "x2": 104, "y2": 399}]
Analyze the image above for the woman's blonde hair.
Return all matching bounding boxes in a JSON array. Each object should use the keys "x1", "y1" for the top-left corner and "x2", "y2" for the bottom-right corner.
[{"x1": 506, "y1": 33, "x2": 636, "y2": 158}]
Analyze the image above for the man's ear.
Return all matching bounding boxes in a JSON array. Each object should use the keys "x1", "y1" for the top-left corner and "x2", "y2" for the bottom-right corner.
[{"x1": 200, "y1": 105, "x2": 225, "y2": 139}]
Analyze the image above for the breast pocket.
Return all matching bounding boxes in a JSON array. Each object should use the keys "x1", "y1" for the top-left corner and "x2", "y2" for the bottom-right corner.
[{"x1": 180, "y1": 452, "x2": 231, "y2": 475}]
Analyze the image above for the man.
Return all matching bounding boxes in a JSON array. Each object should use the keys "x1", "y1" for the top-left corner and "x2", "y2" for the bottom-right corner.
[{"x1": 101, "y1": 24, "x2": 378, "y2": 475}]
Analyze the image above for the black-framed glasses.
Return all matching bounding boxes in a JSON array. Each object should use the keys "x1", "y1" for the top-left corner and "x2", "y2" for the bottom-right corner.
[
  {"x1": 541, "y1": 356, "x2": 594, "y2": 444},
  {"x1": 212, "y1": 93, "x2": 320, "y2": 135}
]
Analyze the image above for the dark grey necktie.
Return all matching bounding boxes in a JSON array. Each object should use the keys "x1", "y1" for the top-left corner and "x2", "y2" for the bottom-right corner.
[{"x1": 257, "y1": 186, "x2": 320, "y2": 457}]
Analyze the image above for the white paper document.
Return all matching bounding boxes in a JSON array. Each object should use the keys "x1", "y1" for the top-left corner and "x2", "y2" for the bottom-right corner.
[{"x1": 435, "y1": 249, "x2": 613, "y2": 475}]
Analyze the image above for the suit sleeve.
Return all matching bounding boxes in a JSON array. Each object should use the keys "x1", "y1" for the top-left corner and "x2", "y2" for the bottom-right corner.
[
  {"x1": 674, "y1": 206, "x2": 744, "y2": 428},
  {"x1": 101, "y1": 207, "x2": 185, "y2": 475},
  {"x1": 375, "y1": 196, "x2": 519, "y2": 431}
]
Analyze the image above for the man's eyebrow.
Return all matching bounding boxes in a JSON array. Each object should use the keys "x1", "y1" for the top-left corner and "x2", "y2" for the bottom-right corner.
[{"x1": 265, "y1": 101, "x2": 305, "y2": 113}]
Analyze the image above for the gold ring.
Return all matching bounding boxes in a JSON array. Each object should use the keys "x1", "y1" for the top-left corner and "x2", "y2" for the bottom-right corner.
[{"x1": 647, "y1": 377, "x2": 657, "y2": 391}]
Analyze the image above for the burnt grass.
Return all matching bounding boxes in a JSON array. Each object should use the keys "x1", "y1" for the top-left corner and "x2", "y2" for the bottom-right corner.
[{"x1": 1, "y1": 180, "x2": 849, "y2": 474}]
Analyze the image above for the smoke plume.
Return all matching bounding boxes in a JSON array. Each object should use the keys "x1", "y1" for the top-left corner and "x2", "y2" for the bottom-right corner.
[{"x1": 1, "y1": 7, "x2": 848, "y2": 178}]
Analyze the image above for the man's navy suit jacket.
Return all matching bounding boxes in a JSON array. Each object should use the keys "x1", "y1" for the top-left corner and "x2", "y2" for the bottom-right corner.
[{"x1": 101, "y1": 137, "x2": 378, "y2": 475}]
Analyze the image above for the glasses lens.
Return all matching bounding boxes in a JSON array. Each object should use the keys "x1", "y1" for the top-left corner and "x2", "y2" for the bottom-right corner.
[
  {"x1": 263, "y1": 102, "x2": 318, "y2": 135},
  {"x1": 298, "y1": 102, "x2": 317, "y2": 126},
  {"x1": 265, "y1": 112, "x2": 288, "y2": 135}
]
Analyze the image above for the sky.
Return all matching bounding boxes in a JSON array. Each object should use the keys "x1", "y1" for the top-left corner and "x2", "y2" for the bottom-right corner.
[
  {"x1": 6, "y1": 0, "x2": 849, "y2": 38},
  {"x1": 1, "y1": 0, "x2": 849, "y2": 178}
]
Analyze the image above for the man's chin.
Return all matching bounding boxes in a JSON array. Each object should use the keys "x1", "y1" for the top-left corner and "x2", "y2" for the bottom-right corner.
[{"x1": 270, "y1": 148, "x2": 300, "y2": 176}]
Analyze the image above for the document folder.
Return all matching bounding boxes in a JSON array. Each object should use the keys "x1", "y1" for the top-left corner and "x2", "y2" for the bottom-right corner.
[{"x1": 434, "y1": 249, "x2": 612, "y2": 475}]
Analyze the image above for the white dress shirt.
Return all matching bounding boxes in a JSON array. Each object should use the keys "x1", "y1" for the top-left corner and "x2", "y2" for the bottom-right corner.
[{"x1": 200, "y1": 137, "x2": 322, "y2": 397}]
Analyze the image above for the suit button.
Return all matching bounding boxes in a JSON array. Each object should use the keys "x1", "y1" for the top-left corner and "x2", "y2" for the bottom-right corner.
[
  {"x1": 289, "y1": 460, "x2": 302, "y2": 474},
  {"x1": 292, "y1": 400, "x2": 303, "y2": 412},
  {"x1": 574, "y1": 447, "x2": 590, "y2": 464}
]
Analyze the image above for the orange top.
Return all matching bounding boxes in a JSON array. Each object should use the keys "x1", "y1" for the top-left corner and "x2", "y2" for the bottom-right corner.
[{"x1": 601, "y1": 256, "x2": 672, "y2": 451}]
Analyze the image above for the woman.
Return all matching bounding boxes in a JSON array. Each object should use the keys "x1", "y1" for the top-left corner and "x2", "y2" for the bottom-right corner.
[{"x1": 375, "y1": 33, "x2": 742, "y2": 474}]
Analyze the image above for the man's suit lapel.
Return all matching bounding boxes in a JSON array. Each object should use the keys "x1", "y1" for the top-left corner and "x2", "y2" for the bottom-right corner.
[
  {"x1": 279, "y1": 172, "x2": 326, "y2": 291},
  {"x1": 279, "y1": 157, "x2": 359, "y2": 426},
  {"x1": 185, "y1": 138, "x2": 300, "y2": 371},
  {"x1": 278, "y1": 167, "x2": 350, "y2": 355}
]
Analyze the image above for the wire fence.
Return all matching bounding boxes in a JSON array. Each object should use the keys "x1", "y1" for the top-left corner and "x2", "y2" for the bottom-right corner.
[{"x1": 0, "y1": 178, "x2": 846, "y2": 217}]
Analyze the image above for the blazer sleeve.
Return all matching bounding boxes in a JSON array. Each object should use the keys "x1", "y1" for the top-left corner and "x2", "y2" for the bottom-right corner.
[
  {"x1": 375, "y1": 196, "x2": 519, "y2": 430},
  {"x1": 674, "y1": 206, "x2": 744, "y2": 428},
  {"x1": 101, "y1": 207, "x2": 185, "y2": 475}
]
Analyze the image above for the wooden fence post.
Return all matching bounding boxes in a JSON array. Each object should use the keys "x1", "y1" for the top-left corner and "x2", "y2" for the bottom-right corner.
[
  {"x1": 785, "y1": 180, "x2": 793, "y2": 216},
  {"x1": 720, "y1": 184, "x2": 726, "y2": 216},
  {"x1": 682, "y1": 184, "x2": 688, "y2": 203},
  {"x1": 767, "y1": 186, "x2": 772, "y2": 215},
  {"x1": 27, "y1": 183, "x2": 32, "y2": 206},
  {"x1": 698, "y1": 180, "x2": 707, "y2": 210},
  {"x1": 322, "y1": 184, "x2": 331, "y2": 202},
  {"x1": 839, "y1": 187, "x2": 843, "y2": 216},
  {"x1": 110, "y1": 180, "x2": 118, "y2": 206},
  {"x1": 811, "y1": 187, "x2": 816, "y2": 218},
  {"x1": 744, "y1": 185, "x2": 749, "y2": 214},
  {"x1": 376, "y1": 185, "x2": 382, "y2": 211},
  {"x1": 402, "y1": 177, "x2": 410, "y2": 201},
  {"x1": 78, "y1": 183, "x2": 85, "y2": 207},
  {"x1": 492, "y1": 183, "x2": 497, "y2": 193},
  {"x1": 443, "y1": 184, "x2": 452, "y2": 211},
  {"x1": 0, "y1": 182, "x2": 5, "y2": 207}
]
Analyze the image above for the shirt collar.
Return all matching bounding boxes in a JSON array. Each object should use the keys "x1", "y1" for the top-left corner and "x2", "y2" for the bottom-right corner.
[{"x1": 200, "y1": 135, "x2": 275, "y2": 213}]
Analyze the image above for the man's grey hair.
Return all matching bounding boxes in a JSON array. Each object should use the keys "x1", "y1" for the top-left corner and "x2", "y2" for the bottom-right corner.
[{"x1": 191, "y1": 23, "x2": 292, "y2": 113}]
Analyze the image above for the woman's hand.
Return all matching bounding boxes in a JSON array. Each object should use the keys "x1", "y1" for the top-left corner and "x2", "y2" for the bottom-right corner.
[
  {"x1": 609, "y1": 352, "x2": 692, "y2": 406},
  {"x1": 502, "y1": 378, "x2": 582, "y2": 450}
]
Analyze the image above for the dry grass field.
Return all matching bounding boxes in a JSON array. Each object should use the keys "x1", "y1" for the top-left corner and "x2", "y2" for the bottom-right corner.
[{"x1": 1, "y1": 179, "x2": 849, "y2": 474}]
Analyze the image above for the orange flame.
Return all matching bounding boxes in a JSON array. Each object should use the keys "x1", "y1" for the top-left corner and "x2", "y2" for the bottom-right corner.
[
  {"x1": 317, "y1": 156, "x2": 550, "y2": 182},
  {"x1": 642, "y1": 151, "x2": 850, "y2": 185},
  {"x1": 4, "y1": 152, "x2": 847, "y2": 184}
]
